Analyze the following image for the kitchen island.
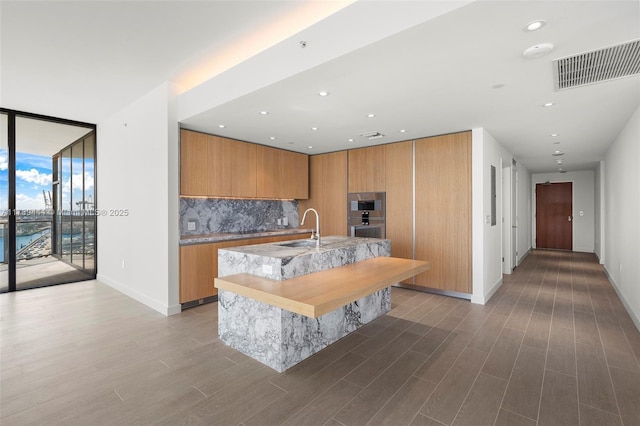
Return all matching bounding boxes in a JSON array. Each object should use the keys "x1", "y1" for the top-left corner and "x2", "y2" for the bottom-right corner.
[{"x1": 215, "y1": 236, "x2": 429, "y2": 372}]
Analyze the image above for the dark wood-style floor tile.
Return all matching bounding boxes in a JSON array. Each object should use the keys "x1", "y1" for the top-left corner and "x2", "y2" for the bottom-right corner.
[
  {"x1": 608, "y1": 366, "x2": 640, "y2": 425},
  {"x1": 482, "y1": 327, "x2": 525, "y2": 380},
  {"x1": 494, "y1": 409, "x2": 537, "y2": 426},
  {"x1": 451, "y1": 372, "x2": 507, "y2": 426},
  {"x1": 420, "y1": 347, "x2": 488, "y2": 425},
  {"x1": 522, "y1": 312, "x2": 551, "y2": 350},
  {"x1": 334, "y1": 350, "x2": 426, "y2": 426},
  {"x1": 538, "y1": 370, "x2": 579, "y2": 426},
  {"x1": 3, "y1": 250, "x2": 640, "y2": 426},
  {"x1": 281, "y1": 379, "x2": 363, "y2": 426},
  {"x1": 367, "y1": 376, "x2": 437, "y2": 426},
  {"x1": 501, "y1": 345, "x2": 546, "y2": 421},
  {"x1": 579, "y1": 404, "x2": 623, "y2": 426},
  {"x1": 546, "y1": 324, "x2": 576, "y2": 377},
  {"x1": 345, "y1": 330, "x2": 420, "y2": 387},
  {"x1": 576, "y1": 342, "x2": 618, "y2": 415},
  {"x1": 413, "y1": 330, "x2": 473, "y2": 384}
]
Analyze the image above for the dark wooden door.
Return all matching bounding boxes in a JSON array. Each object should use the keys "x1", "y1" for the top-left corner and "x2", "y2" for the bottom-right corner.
[{"x1": 536, "y1": 182, "x2": 572, "y2": 250}]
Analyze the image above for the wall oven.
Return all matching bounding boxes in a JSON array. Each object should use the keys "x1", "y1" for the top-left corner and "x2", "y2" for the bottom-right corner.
[{"x1": 347, "y1": 192, "x2": 386, "y2": 239}]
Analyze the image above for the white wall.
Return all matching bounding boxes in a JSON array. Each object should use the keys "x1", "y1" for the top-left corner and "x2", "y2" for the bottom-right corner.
[
  {"x1": 516, "y1": 162, "x2": 532, "y2": 265},
  {"x1": 531, "y1": 170, "x2": 595, "y2": 253},
  {"x1": 472, "y1": 128, "x2": 528, "y2": 304},
  {"x1": 594, "y1": 161, "x2": 605, "y2": 263},
  {"x1": 97, "y1": 82, "x2": 181, "y2": 316},
  {"x1": 604, "y1": 105, "x2": 640, "y2": 329}
]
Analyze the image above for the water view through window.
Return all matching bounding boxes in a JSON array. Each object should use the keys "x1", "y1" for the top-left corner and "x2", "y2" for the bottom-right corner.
[{"x1": 0, "y1": 111, "x2": 96, "y2": 292}]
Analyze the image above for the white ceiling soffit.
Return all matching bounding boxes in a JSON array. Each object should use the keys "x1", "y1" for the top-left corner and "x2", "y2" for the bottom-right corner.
[
  {"x1": 178, "y1": 0, "x2": 473, "y2": 121},
  {"x1": 554, "y1": 39, "x2": 640, "y2": 90}
]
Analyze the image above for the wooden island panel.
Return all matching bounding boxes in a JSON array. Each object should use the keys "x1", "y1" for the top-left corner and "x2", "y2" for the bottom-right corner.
[{"x1": 215, "y1": 256, "x2": 429, "y2": 318}]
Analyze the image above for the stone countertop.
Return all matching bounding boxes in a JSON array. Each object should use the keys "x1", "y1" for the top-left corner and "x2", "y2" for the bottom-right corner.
[
  {"x1": 218, "y1": 236, "x2": 391, "y2": 280},
  {"x1": 179, "y1": 228, "x2": 314, "y2": 246}
]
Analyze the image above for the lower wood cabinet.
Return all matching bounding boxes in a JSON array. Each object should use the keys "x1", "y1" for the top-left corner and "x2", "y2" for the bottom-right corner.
[{"x1": 179, "y1": 233, "x2": 309, "y2": 304}]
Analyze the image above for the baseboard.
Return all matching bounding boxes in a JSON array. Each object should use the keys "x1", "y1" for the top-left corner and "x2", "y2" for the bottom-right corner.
[
  {"x1": 471, "y1": 277, "x2": 503, "y2": 305},
  {"x1": 517, "y1": 247, "x2": 532, "y2": 266},
  {"x1": 97, "y1": 273, "x2": 181, "y2": 317},
  {"x1": 603, "y1": 266, "x2": 640, "y2": 333}
]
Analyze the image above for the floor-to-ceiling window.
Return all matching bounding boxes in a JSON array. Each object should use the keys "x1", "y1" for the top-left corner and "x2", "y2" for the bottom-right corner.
[{"x1": 0, "y1": 109, "x2": 96, "y2": 293}]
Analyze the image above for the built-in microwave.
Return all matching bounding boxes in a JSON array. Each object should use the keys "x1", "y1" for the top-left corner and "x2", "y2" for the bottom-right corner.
[{"x1": 347, "y1": 192, "x2": 386, "y2": 220}]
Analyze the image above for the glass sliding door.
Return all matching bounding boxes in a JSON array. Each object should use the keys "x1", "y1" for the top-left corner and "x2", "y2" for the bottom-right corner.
[
  {"x1": 0, "y1": 108, "x2": 96, "y2": 292},
  {"x1": 0, "y1": 113, "x2": 8, "y2": 293}
]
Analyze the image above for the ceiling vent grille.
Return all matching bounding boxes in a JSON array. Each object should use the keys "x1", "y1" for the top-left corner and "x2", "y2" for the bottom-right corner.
[
  {"x1": 553, "y1": 39, "x2": 640, "y2": 91},
  {"x1": 360, "y1": 131, "x2": 385, "y2": 140}
]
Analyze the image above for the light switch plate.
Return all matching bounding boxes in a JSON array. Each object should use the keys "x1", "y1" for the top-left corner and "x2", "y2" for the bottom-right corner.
[{"x1": 187, "y1": 221, "x2": 196, "y2": 231}]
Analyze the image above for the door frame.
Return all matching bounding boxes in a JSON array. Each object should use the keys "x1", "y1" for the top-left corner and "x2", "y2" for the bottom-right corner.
[
  {"x1": 532, "y1": 179, "x2": 574, "y2": 250},
  {"x1": 0, "y1": 108, "x2": 96, "y2": 293},
  {"x1": 501, "y1": 159, "x2": 512, "y2": 274}
]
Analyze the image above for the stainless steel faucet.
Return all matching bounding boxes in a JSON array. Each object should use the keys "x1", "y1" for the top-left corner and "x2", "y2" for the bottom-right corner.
[{"x1": 301, "y1": 208, "x2": 320, "y2": 249}]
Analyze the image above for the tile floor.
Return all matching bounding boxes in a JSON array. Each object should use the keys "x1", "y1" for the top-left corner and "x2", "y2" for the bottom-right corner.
[{"x1": 1, "y1": 249, "x2": 639, "y2": 425}]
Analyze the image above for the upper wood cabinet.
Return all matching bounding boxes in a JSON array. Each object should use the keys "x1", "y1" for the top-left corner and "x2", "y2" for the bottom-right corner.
[
  {"x1": 180, "y1": 130, "x2": 209, "y2": 196},
  {"x1": 181, "y1": 129, "x2": 256, "y2": 198},
  {"x1": 256, "y1": 145, "x2": 308, "y2": 199},
  {"x1": 180, "y1": 129, "x2": 308, "y2": 199},
  {"x1": 300, "y1": 151, "x2": 348, "y2": 236},
  {"x1": 348, "y1": 145, "x2": 386, "y2": 193},
  {"x1": 414, "y1": 132, "x2": 472, "y2": 294}
]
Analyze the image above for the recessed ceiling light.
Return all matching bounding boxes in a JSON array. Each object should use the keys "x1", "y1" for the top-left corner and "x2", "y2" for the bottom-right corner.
[
  {"x1": 311, "y1": 127, "x2": 318, "y2": 131},
  {"x1": 260, "y1": 111, "x2": 269, "y2": 115},
  {"x1": 552, "y1": 150, "x2": 565, "y2": 156},
  {"x1": 525, "y1": 20, "x2": 546, "y2": 31},
  {"x1": 367, "y1": 114, "x2": 376, "y2": 118},
  {"x1": 492, "y1": 83, "x2": 505, "y2": 89},
  {"x1": 288, "y1": 142, "x2": 294, "y2": 145},
  {"x1": 308, "y1": 146, "x2": 313, "y2": 149},
  {"x1": 556, "y1": 159, "x2": 563, "y2": 164},
  {"x1": 269, "y1": 136, "x2": 276, "y2": 140},
  {"x1": 551, "y1": 133, "x2": 559, "y2": 137},
  {"x1": 554, "y1": 141, "x2": 561, "y2": 144},
  {"x1": 348, "y1": 138, "x2": 354, "y2": 142},
  {"x1": 218, "y1": 124, "x2": 225, "y2": 128},
  {"x1": 559, "y1": 169, "x2": 567, "y2": 173},
  {"x1": 523, "y1": 43, "x2": 554, "y2": 58},
  {"x1": 543, "y1": 102, "x2": 555, "y2": 107},
  {"x1": 399, "y1": 129, "x2": 407, "y2": 133},
  {"x1": 318, "y1": 91, "x2": 329, "y2": 97}
]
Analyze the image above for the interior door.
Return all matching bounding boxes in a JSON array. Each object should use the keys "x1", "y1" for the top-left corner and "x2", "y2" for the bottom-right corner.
[{"x1": 536, "y1": 182, "x2": 572, "y2": 250}]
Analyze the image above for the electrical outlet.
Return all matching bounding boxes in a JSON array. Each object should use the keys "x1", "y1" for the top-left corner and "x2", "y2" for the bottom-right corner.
[
  {"x1": 282, "y1": 217, "x2": 288, "y2": 226},
  {"x1": 122, "y1": 260, "x2": 126, "y2": 269},
  {"x1": 187, "y1": 221, "x2": 196, "y2": 231}
]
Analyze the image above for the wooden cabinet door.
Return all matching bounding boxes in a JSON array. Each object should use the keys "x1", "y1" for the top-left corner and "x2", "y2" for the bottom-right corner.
[
  {"x1": 348, "y1": 145, "x2": 386, "y2": 193},
  {"x1": 180, "y1": 234, "x2": 310, "y2": 304},
  {"x1": 257, "y1": 145, "x2": 308, "y2": 199},
  {"x1": 300, "y1": 151, "x2": 347, "y2": 236},
  {"x1": 227, "y1": 140, "x2": 257, "y2": 197},
  {"x1": 385, "y1": 141, "x2": 413, "y2": 268},
  {"x1": 179, "y1": 243, "x2": 216, "y2": 303},
  {"x1": 281, "y1": 150, "x2": 309, "y2": 200},
  {"x1": 180, "y1": 129, "x2": 209, "y2": 196},
  {"x1": 414, "y1": 132, "x2": 472, "y2": 294}
]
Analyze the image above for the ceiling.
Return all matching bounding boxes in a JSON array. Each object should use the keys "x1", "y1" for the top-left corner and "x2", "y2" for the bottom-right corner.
[{"x1": 2, "y1": 1, "x2": 639, "y2": 173}]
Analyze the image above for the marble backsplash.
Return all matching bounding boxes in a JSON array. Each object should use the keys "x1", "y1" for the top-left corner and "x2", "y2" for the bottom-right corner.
[{"x1": 179, "y1": 197, "x2": 299, "y2": 236}]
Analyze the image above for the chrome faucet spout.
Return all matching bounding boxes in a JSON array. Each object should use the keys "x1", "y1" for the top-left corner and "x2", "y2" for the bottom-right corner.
[{"x1": 301, "y1": 208, "x2": 320, "y2": 249}]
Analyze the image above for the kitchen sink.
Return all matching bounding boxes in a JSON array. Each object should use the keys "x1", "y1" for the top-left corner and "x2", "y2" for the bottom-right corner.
[{"x1": 276, "y1": 240, "x2": 318, "y2": 248}]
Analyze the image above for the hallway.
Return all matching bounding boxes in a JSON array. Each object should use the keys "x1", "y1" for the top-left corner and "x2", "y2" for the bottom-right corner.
[{"x1": 1, "y1": 250, "x2": 639, "y2": 425}]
